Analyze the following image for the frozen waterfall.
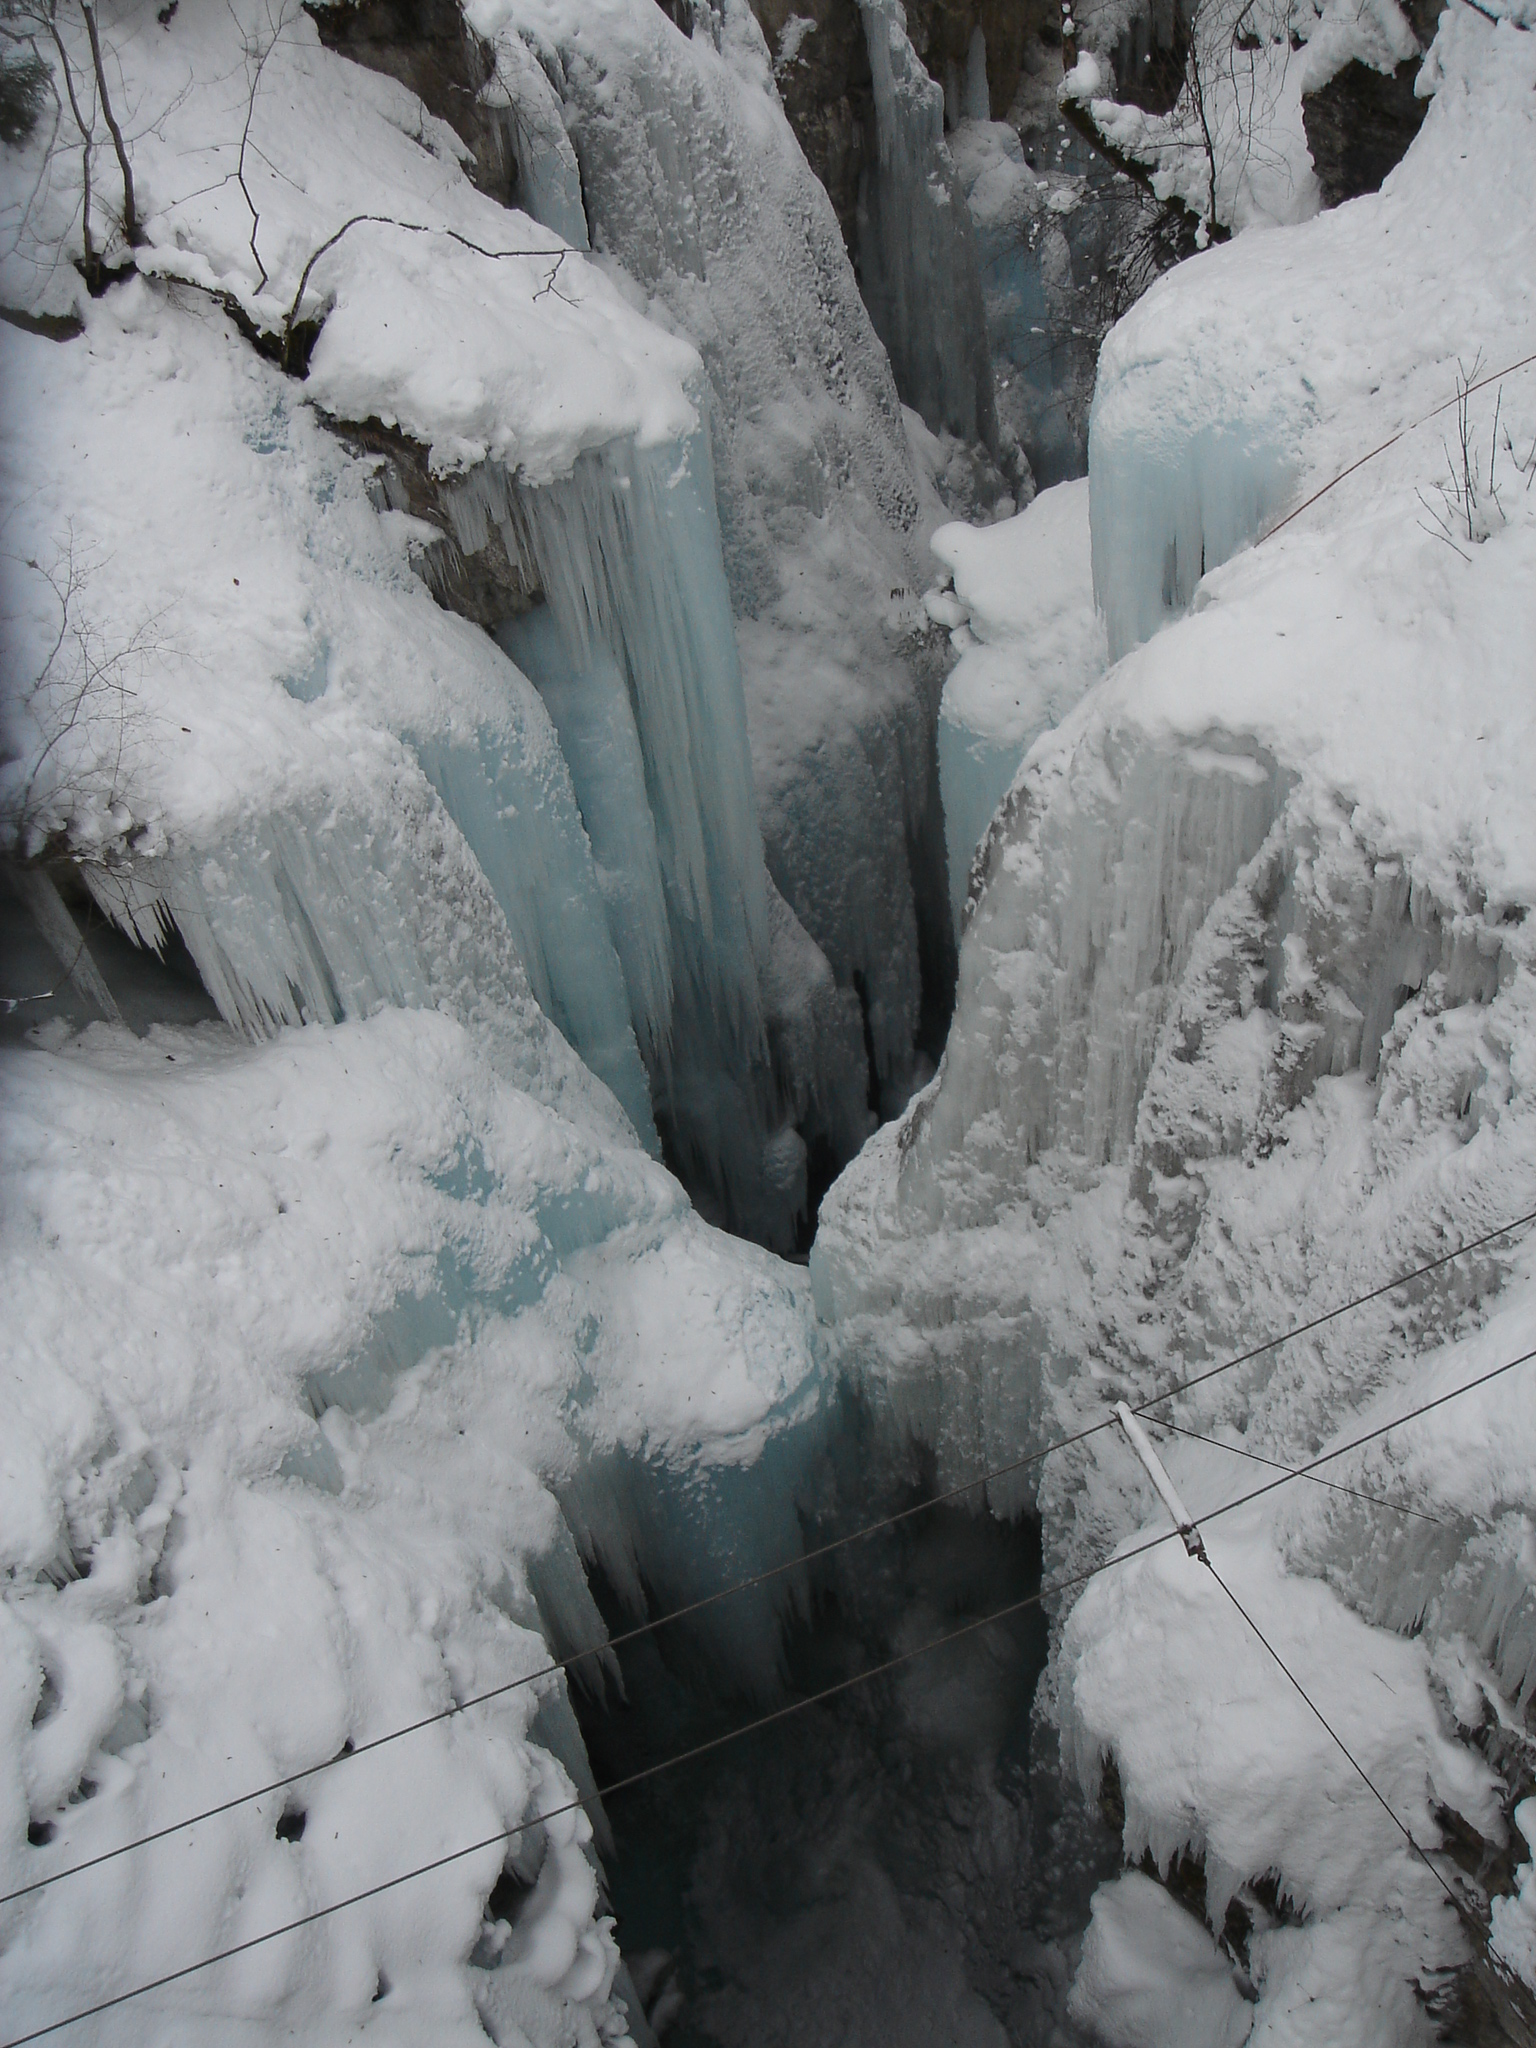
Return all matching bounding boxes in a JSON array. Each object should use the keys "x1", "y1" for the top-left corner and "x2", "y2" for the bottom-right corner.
[{"x1": 857, "y1": 0, "x2": 1000, "y2": 453}]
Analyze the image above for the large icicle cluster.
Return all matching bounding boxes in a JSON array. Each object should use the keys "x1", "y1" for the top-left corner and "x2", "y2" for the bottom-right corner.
[
  {"x1": 815, "y1": 14, "x2": 1536, "y2": 2038},
  {"x1": 493, "y1": 0, "x2": 960, "y2": 1123},
  {"x1": 447, "y1": 428, "x2": 812, "y2": 1238}
]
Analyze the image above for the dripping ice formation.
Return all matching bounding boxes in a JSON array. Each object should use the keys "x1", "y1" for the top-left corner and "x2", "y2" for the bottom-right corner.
[{"x1": 504, "y1": 0, "x2": 962, "y2": 1124}]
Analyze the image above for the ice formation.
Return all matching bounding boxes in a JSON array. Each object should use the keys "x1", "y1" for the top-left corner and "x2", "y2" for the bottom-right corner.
[
  {"x1": 0, "y1": 6, "x2": 849, "y2": 2032},
  {"x1": 0, "y1": 1003, "x2": 830, "y2": 2045},
  {"x1": 496, "y1": 0, "x2": 962, "y2": 1121},
  {"x1": 4, "y1": 0, "x2": 1536, "y2": 2038}
]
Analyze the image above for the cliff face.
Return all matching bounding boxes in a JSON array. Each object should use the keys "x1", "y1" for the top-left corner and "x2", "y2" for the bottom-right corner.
[{"x1": 746, "y1": 0, "x2": 1058, "y2": 251}]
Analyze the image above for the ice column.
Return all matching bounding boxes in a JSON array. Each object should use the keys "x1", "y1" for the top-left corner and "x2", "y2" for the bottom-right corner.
[
  {"x1": 495, "y1": 606, "x2": 674, "y2": 1066},
  {"x1": 857, "y1": 0, "x2": 999, "y2": 450},
  {"x1": 449, "y1": 430, "x2": 815, "y2": 1239}
]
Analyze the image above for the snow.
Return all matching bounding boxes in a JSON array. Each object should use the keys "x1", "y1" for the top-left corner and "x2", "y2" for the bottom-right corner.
[
  {"x1": 1062, "y1": 0, "x2": 1319, "y2": 244},
  {"x1": 1492, "y1": 1800, "x2": 1536, "y2": 1988},
  {"x1": 0, "y1": 1004, "x2": 826, "y2": 2043},
  {"x1": 5, "y1": 0, "x2": 1536, "y2": 2033},
  {"x1": 1068, "y1": 1871, "x2": 1253, "y2": 2047},
  {"x1": 0, "y1": 0, "x2": 699, "y2": 477},
  {"x1": 0, "y1": 291, "x2": 662, "y2": 1147},
  {"x1": 1087, "y1": 9, "x2": 1534, "y2": 661},
  {"x1": 1060, "y1": 1503, "x2": 1499, "y2": 2036},
  {"x1": 928, "y1": 480, "x2": 1106, "y2": 930}
]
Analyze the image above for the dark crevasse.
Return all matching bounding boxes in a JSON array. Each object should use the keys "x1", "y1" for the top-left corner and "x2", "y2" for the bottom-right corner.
[{"x1": 569, "y1": 1394, "x2": 1118, "y2": 2045}]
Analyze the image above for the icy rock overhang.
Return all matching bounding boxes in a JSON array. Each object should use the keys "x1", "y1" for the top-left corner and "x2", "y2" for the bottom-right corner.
[
  {"x1": 1084, "y1": 8, "x2": 1536, "y2": 661},
  {"x1": 0, "y1": 0, "x2": 698, "y2": 461},
  {"x1": 0, "y1": 289, "x2": 665, "y2": 1148}
]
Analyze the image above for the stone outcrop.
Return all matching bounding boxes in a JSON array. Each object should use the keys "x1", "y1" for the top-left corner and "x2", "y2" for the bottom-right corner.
[{"x1": 1302, "y1": 56, "x2": 1429, "y2": 207}]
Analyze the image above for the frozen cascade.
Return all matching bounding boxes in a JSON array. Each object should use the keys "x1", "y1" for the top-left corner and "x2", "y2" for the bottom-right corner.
[
  {"x1": 80, "y1": 693, "x2": 659, "y2": 1150},
  {"x1": 410, "y1": 725, "x2": 660, "y2": 1149},
  {"x1": 948, "y1": 114, "x2": 1169, "y2": 492},
  {"x1": 812, "y1": 734, "x2": 1286, "y2": 1501},
  {"x1": 1088, "y1": 396, "x2": 1301, "y2": 660},
  {"x1": 1084, "y1": 218, "x2": 1325, "y2": 661},
  {"x1": 440, "y1": 428, "x2": 846, "y2": 1243},
  {"x1": 909, "y1": 737, "x2": 1285, "y2": 1200},
  {"x1": 445, "y1": 431, "x2": 768, "y2": 1048},
  {"x1": 858, "y1": 0, "x2": 1000, "y2": 452},
  {"x1": 812, "y1": 688, "x2": 1536, "y2": 2030},
  {"x1": 479, "y1": 20, "x2": 591, "y2": 251}
]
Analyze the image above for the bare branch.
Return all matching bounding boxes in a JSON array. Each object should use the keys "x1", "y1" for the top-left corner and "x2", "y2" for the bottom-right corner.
[
  {"x1": 36, "y1": 2, "x2": 98, "y2": 285},
  {"x1": 81, "y1": 0, "x2": 140, "y2": 245},
  {"x1": 282, "y1": 216, "x2": 571, "y2": 363},
  {"x1": 3, "y1": 528, "x2": 171, "y2": 860}
]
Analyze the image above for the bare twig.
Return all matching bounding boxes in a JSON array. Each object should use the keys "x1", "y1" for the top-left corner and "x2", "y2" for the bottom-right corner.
[
  {"x1": 1415, "y1": 358, "x2": 1520, "y2": 557},
  {"x1": 227, "y1": 0, "x2": 292, "y2": 294},
  {"x1": 4, "y1": 528, "x2": 168, "y2": 859},
  {"x1": 36, "y1": 2, "x2": 98, "y2": 285}
]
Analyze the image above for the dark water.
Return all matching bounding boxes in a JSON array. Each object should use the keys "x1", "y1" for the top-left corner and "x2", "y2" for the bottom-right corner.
[{"x1": 574, "y1": 1421, "x2": 1119, "y2": 2048}]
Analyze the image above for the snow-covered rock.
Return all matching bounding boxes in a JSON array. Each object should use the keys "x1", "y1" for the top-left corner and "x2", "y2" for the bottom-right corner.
[{"x1": 815, "y1": 12, "x2": 1536, "y2": 2035}]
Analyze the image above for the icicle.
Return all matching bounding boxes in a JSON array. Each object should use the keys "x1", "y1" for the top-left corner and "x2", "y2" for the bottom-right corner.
[
  {"x1": 1088, "y1": 386, "x2": 1300, "y2": 660},
  {"x1": 80, "y1": 763, "x2": 658, "y2": 1150},
  {"x1": 441, "y1": 428, "x2": 838, "y2": 1239},
  {"x1": 409, "y1": 720, "x2": 658, "y2": 1147}
]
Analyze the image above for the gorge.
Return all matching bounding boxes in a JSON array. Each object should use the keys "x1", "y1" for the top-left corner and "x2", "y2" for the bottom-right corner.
[{"x1": 1, "y1": 2, "x2": 1534, "y2": 2045}]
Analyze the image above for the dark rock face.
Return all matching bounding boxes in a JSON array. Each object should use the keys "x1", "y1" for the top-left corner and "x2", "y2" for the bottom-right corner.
[
  {"x1": 748, "y1": 1, "x2": 874, "y2": 252},
  {"x1": 339, "y1": 417, "x2": 542, "y2": 628},
  {"x1": 1302, "y1": 56, "x2": 1430, "y2": 207},
  {"x1": 904, "y1": 0, "x2": 1034, "y2": 119},
  {"x1": 1104, "y1": 0, "x2": 1188, "y2": 113},
  {"x1": 305, "y1": 0, "x2": 517, "y2": 202}
]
